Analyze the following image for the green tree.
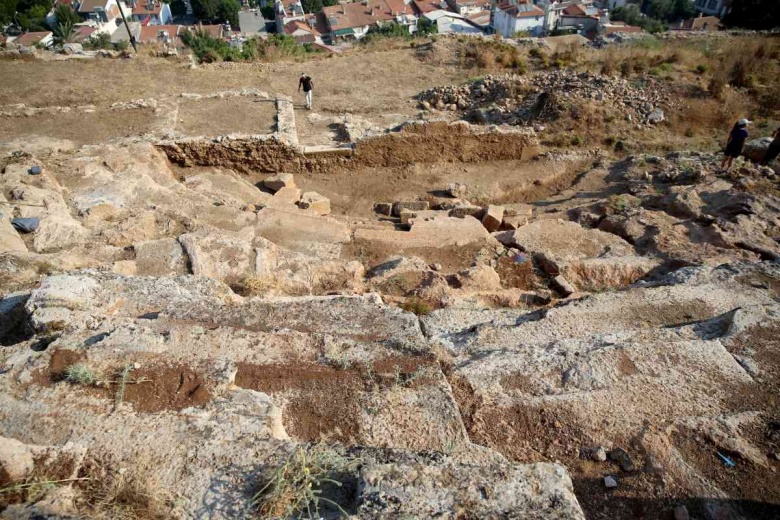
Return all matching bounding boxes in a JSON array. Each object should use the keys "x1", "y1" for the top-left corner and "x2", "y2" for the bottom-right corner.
[
  {"x1": 216, "y1": 0, "x2": 239, "y2": 26},
  {"x1": 171, "y1": 0, "x2": 187, "y2": 17},
  {"x1": 53, "y1": 3, "x2": 80, "y2": 26},
  {"x1": 0, "y1": 0, "x2": 17, "y2": 25},
  {"x1": 724, "y1": 0, "x2": 780, "y2": 30},
  {"x1": 302, "y1": 0, "x2": 322, "y2": 14},
  {"x1": 191, "y1": 0, "x2": 219, "y2": 21},
  {"x1": 52, "y1": 16, "x2": 76, "y2": 46}
]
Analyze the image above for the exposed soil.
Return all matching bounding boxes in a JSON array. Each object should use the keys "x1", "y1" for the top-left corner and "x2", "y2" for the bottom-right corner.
[
  {"x1": 495, "y1": 255, "x2": 540, "y2": 290},
  {"x1": 234, "y1": 357, "x2": 437, "y2": 444},
  {"x1": 0, "y1": 109, "x2": 158, "y2": 146},
  {"x1": 32, "y1": 348, "x2": 86, "y2": 385},
  {"x1": 32, "y1": 357, "x2": 212, "y2": 413},
  {"x1": 107, "y1": 364, "x2": 212, "y2": 413},
  {"x1": 175, "y1": 97, "x2": 276, "y2": 137}
]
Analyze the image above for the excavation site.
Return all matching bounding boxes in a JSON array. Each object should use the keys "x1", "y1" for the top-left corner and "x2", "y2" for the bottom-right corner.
[{"x1": 2, "y1": 32, "x2": 780, "y2": 520}]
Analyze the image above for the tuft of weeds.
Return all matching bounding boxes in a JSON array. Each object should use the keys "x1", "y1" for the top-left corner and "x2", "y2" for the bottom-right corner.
[
  {"x1": 65, "y1": 363, "x2": 96, "y2": 386},
  {"x1": 607, "y1": 194, "x2": 641, "y2": 214},
  {"x1": 75, "y1": 453, "x2": 174, "y2": 520},
  {"x1": 114, "y1": 364, "x2": 133, "y2": 407},
  {"x1": 249, "y1": 444, "x2": 359, "y2": 519},
  {"x1": 400, "y1": 297, "x2": 434, "y2": 316}
]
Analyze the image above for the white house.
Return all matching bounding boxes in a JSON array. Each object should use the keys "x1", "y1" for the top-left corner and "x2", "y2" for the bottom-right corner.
[
  {"x1": 424, "y1": 9, "x2": 483, "y2": 34},
  {"x1": 129, "y1": 0, "x2": 172, "y2": 25},
  {"x1": 274, "y1": 0, "x2": 306, "y2": 34},
  {"x1": 493, "y1": 2, "x2": 545, "y2": 37},
  {"x1": 694, "y1": 0, "x2": 731, "y2": 18}
]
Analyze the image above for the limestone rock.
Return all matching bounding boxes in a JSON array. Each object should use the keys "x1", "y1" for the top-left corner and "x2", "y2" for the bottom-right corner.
[
  {"x1": 0, "y1": 204, "x2": 27, "y2": 252},
  {"x1": 356, "y1": 216, "x2": 495, "y2": 250},
  {"x1": 552, "y1": 275, "x2": 576, "y2": 296},
  {"x1": 455, "y1": 264, "x2": 502, "y2": 292},
  {"x1": 357, "y1": 461, "x2": 585, "y2": 519},
  {"x1": 298, "y1": 191, "x2": 331, "y2": 215},
  {"x1": 450, "y1": 204, "x2": 483, "y2": 219},
  {"x1": 482, "y1": 205, "x2": 505, "y2": 232},
  {"x1": 0, "y1": 436, "x2": 35, "y2": 485},
  {"x1": 134, "y1": 238, "x2": 189, "y2": 276},
  {"x1": 256, "y1": 207, "x2": 350, "y2": 258},
  {"x1": 179, "y1": 228, "x2": 255, "y2": 282},
  {"x1": 744, "y1": 137, "x2": 773, "y2": 163},
  {"x1": 445, "y1": 182, "x2": 468, "y2": 198},
  {"x1": 272, "y1": 186, "x2": 302, "y2": 204},
  {"x1": 501, "y1": 214, "x2": 529, "y2": 230},
  {"x1": 664, "y1": 187, "x2": 704, "y2": 219},
  {"x1": 262, "y1": 173, "x2": 295, "y2": 192},
  {"x1": 392, "y1": 201, "x2": 429, "y2": 217},
  {"x1": 503, "y1": 203, "x2": 533, "y2": 218}
]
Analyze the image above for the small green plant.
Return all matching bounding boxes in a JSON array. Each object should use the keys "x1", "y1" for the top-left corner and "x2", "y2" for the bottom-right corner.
[
  {"x1": 570, "y1": 135, "x2": 583, "y2": 146},
  {"x1": 607, "y1": 194, "x2": 640, "y2": 214},
  {"x1": 115, "y1": 364, "x2": 133, "y2": 406},
  {"x1": 65, "y1": 364, "x2": 96, "y2": 386},
  {"x1": 696, "y1": 63, "x2": 709, "y2": 75},
  {"x1": 250, "y1": 444, "x2": 358, "y2": 519}
]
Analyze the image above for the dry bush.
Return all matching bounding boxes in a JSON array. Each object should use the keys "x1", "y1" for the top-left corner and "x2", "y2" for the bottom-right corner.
[
  {"x1": 458, "y1": 40, "x2": 527, "y2": 72},
  {"x1": 75, "y1": 454, "x2": 174, "y2": 520},
  {"x1": 674, "y1": 90, "x2": 753, "y2": 137},
  {"x1": 400, "y1": 297, "x2": 434, "y2": 316},
  {"x1": 250, "y1": 445, "x2": 358, "y2": 519}
]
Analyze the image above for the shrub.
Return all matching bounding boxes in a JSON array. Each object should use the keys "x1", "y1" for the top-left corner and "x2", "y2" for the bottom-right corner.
[
  {"x1": 570, "y1": 135, "x2": 583, "y2": 146},
  {"x1": 401, "y1": 297, "x2": 434, "y2": 316},
  {"x1": 607, "y1": 194, "x2": 640, "y2": 214},
  {"x1": 696, "y1": 63, "x2": 709, "y2": 75},
  {"x1": 65, "y1": 364, "x2": 96, "y2": 386},
  {"x1": 250, "y1": 445, "x2": 358, "y2": 519}
]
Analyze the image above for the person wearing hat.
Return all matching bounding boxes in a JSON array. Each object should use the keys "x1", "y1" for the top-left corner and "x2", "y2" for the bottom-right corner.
[
  {"x1": 721, "y1": 118, "x2": 751, "y2": 172},
  {"x1": 298, "y1": 73, "x2": 314, "y2": 110}
]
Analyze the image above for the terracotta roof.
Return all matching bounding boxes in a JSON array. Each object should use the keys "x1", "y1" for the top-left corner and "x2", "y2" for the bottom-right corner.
[
  {"x1": 133, "y1": 0, "x2": 162, "y2": 16},
  {"x1": 562, "y1": 3, "x2": 586, "y2": 16},
  {"x1": 140, "y1": 24, "x2": 181, "y2": 42},
  {"x1": 73, "y1": 25, "x2": 96, "y2": 42},
  {"x1": 412, "y1": 0, "x2": 445, "y2": 14},
  {"x1": 284, "y1": 19, "x2": 321, "y2": 36},
  {"x1": 323, "y1": 0, "x2": 413, "y2": 31},
  {"x1": 603, "y1": 23, "x2": 643, "y2": 35},
  {"x1": 496, "y1": 2, "x2": 544, "y2": 18},
  {"x1": 466, "y1": 9, "x2": 490, "y2": 25},
  {"x1": 77, "y1": 0, "x2": 108, "y2": 13},
  {"x1": 679, "y1": 15, "x2": 720, "y2": 30},
  {"x1": 15, "y1": 31, "x2": 52, "y2": 46}
]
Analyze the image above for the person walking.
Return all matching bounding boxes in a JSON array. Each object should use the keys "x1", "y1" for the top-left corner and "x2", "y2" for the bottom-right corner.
[
  {"x1": 298, "y1": 73, "x2": 314, "y2": 110},
  {"x1": 721, "y1": 118, "x2": 750, "y2": 172},
  {"x1": 762, "y1": 126, "x2": 780, "y2": 166}
]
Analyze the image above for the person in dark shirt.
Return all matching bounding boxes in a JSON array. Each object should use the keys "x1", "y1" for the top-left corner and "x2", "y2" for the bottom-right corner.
[
  {"x1": 762, "y1": 127, "x2": 780, "y2": 166},
  {"x1": 298, "y1": 73, "x2": 314, "y2": 110},
  {"x1": 721, "y1": 118, "x2": 750, "y2": 172}
]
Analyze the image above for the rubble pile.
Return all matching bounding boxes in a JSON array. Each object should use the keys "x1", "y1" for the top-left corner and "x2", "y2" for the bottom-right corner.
[{"x1": 418, "y1": 71, "x2": 674, "y2": 126}]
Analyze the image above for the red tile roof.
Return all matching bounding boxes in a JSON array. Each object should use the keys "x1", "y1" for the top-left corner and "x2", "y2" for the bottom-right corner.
[
  {"x1": 496, "y1": 2, "x2": 544, "y2": 18},
  {"x1": 73, "y1": 26, "x2": 96, "y2": 42},
  {"x1": 323, "y1": 0, "x2": 413, "y2": 31},
  {"x1": 284, "y1": 19, "x2": 322, "y2": 36},
  {"x1": 132, "y1": 0, "x2": 164, "y2": 15},
  {"x1": 15, "y1": 31, "x2": 52, "y2": 46},
  {"x1": 562, "y1": 3, "x2": 587, "y2": 16},
  {"x1": 603, "y1": 23, "x2": 643, "y2": 35},
  {"x1": 77, "y1": 0, "x2": 108, "y2": 13},
  {"x1": 140, "y1": 24, "x2": 181, "y2": 42},
  {"x1": 412, "y1": 0, "x2": 445, "y2": 14}
]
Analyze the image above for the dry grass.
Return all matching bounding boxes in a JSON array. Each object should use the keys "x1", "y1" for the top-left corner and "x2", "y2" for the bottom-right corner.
[
  {"x1": 400, "y1": 297, "x2": 434, "y2": 316},
  {"x1": 75, "y1": 453, "x2": 174, "y2": 520},
  {"x1": 249, "y1": 444, "x2": 358, "y2": 519}
]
